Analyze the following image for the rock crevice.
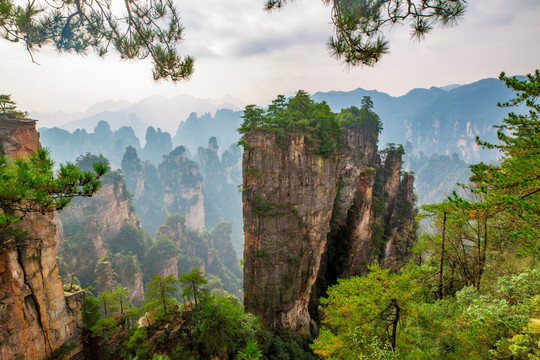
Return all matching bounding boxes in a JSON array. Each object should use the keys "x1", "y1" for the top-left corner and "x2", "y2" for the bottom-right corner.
[{"x1": 243, "y1": 127, "x2": 416, "y2": 335}]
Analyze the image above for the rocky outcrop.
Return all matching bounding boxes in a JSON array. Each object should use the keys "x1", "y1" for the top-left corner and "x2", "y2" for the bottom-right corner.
[
  {"x1": 57, "y1": 171, "x2": 145, "y2": 304},
  {"x1": 95, "y1": 257, "x2": 117, "y2": 293},
  {"x1": 197, "y1": 138, "x2": 244, "y2": 255},
  {"x1": 0, "y1": 118, "x2": 83, "y2": 360},
  {"x1": 154, "y1": 215, "x2": 242, "y2": 296},
  {"x1": 61, "y1": 173, "x2": 140, "y2": 240},
  {"x1": 0, "y1": 118, "x2": 40, "y2": 158},
  {"x1": 159, "y1": 147, "x2": 205, "y2": 230},
  {"x1": 122, "y1": 145, "x2": 205, "y2": 234},
  {"x1": 243, "y1": 127, "x2": 416, "y2": 335},
  {"x1": 112, "y1": 254, "x2": 144, "y2": 305},
  {"x1": 243, "y1": 131, "x2": 340, "y2": 334}
]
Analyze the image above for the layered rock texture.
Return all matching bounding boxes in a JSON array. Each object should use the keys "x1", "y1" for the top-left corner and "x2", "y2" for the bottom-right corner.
[
  {"x1": 243, "y1": 127, "x2": 416, "y2": 335},
  {"x1": 196, "y1": 137, "x2": 244, "y2": 254},
  {"x1": 57, "y1": 172, "x2": 145, "y2": 304},
  {"x1": 122, "y1": 145, "x2": 205, "y2": 234},
  {"x1": 0, "y1": 118, "x2": 84, "y2": 359},
  {"x1": 152, "y1": 215, "x2": 243, "y2": 296}
]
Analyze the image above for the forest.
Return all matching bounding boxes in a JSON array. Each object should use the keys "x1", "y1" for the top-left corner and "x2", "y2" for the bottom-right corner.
[
  {"x1": 0, "y1": 0, "x2": 538, "y2": 358},
  {"x1": 0, "y1": 70, "x2": 538, "y2": 360}
]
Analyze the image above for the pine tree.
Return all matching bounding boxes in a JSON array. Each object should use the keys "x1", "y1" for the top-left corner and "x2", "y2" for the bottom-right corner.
[
  {"x1": 265, "y1": 0, "x2": 467, "y2": 67},
  {"x1": 0, "y1": 94, "x2": 27, "y2": 119},
  {"x1": 179, "y1": 267, "x2": 208, "y2": 307},
  {"x1": 0, "y1": 0, "x2": 193, "y2": 81},
  {"x1": 466, "y1": 70, "x2": 540, "y2": 257},
  {"x1": 0, "y1": 148, "x2": 109, "y2": 241}
]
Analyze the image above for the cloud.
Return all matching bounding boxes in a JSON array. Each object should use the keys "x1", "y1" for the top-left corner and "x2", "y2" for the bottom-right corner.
[
  {"x1": 231, "y1": 28, "x2": 327, "y2": 57},
  {"x1": 180, "y1": 0, "x2": 331, "y2": 58}
]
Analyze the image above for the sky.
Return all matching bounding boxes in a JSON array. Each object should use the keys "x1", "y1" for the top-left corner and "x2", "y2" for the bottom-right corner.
[{"x1": 1, "y1": 0, "x2": 539, "y2": 114}]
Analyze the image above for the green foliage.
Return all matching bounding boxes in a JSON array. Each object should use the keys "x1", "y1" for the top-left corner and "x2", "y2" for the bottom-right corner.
[
  {"x1": 178, "y1": 267, "x2": 208, "y2": 306},
  {"x1": 90, "y1": 316, "x2": 118, "y2": 340},
  {"x1": 312, "y1": 265, "x2": 418, "y2": 358},
  {"x1": 51, "y1": 342, "x2": 77, "y2": 360},
  {"x1": 465, "y1": 70, "x2": 540, "y2": 257},
  {"x1": 75, "y1": 153, "x2": 111, "y2": 173},
  {"x1": 143, "y1": 237, "x2": 180, "y2": 281},
  {"x1": 81, "y1": 296, "x2": 101, "y2": 328},
  {"x1": 0, "y1": 94, "x2": 27, "y2": 119},
  {"x1": 401, "y1": 268, "x2": 540, "y2": 359},
  {"x1": 376, "y1": 70, "x2": 540, "y2": 359},
  {"x1": 237, "y1": 340, "x2": 263, "y2": 360},
  {"x1": 265, "y1": 0, "x2": 466, "y2": 67},
  {"x1": 265, "y1": 331, "x2": 318, "y2": 360},
  {"x1": 0, "y1": 148, "x2": 108, "y2": 240},
  {"x1": 143, "y1": 274, "x2": 178, "y2": 315},
  {"x1": 124, "y1": 327, "x2": 151, "y2": 359},
  {"x1": 238, "y1": 91, "x2": 343, "y2": 157},
  {"x1": 252, "y1": 195, "x2": 272, "y2": 214},
  {"x1": 109, "y1": 223, "x2": 146, "y2": 260},
  {"x1": 0, "y1": 0, "x2": 193, "y2": 81},
  {"x1": 336, "y1": 99, "x2": 383, "y2": 137}
]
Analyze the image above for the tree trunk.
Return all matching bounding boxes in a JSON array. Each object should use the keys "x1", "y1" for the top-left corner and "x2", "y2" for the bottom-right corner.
[
  {"x1": 438, "y1": 212, "x2": 447, "y2": 300},
  {"x1": 390, "y1": 299, "x2": 400, "y2": 352}
]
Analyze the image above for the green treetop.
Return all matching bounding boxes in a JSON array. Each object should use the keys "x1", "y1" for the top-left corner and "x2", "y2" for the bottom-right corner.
[
  {"x1": 143, "y1": 273, "x2": 178, "y2": 315},
  {"x1": 0, "y1": 94, "x2": 28, "y2": 120},
  {"x1": 238, "y1": 90, "x2": 342, "y2": 156},
  {"x1": 179, "y1": 267, "x2": 208, "y2": 307},
  {"x1": 336, "y1": 96, "x2": 383, "y2": 136}
]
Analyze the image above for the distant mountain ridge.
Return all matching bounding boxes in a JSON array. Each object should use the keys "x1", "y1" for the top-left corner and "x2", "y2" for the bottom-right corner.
[
  {"x1": 34, "y1": 94, "x2": 245, "y2": 140},
  {"x1": 313, "y1": 77, "x2": 517, "y2": 162},
  {"x1": 38, "y1": 77, "x2": 519, "y2": 163}
]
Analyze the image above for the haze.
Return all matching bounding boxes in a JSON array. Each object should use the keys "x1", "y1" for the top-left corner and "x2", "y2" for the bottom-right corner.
[{"x1": 1, "y1": 0, "x2": 539, "y2": 115}]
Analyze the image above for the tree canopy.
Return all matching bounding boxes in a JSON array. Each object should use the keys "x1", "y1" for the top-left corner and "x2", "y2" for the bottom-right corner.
[
  {"x1": 238, "y1": 92, "x2": 382, "y2": 156},
  {"x1": 265, "y1": 0, "x2": 467, "y2": 67},
  {"x1": 0, "y1": 148, "x2": 109, "y2": 241},
  {"x1": 0, "y1": 94, "x2": 27, "y2": 120},
  {"x1": 0, "y1": 0, "x2": 193, "y2": 81},
  {"x1": 1, "y1": 0, "x2": 468, "y2": 79}
]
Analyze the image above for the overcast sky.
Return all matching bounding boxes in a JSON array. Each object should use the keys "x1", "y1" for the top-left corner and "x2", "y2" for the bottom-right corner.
[{"x1": 1, "y1": 0, "x2": 539, "y2": 114}]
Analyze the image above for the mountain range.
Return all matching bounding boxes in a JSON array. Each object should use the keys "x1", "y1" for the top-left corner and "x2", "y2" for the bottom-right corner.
[{"x1": 38, "y1": 77, "x2": 520, "y2": 163}]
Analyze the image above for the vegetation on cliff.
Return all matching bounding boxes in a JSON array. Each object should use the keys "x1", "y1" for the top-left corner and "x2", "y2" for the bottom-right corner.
[
  {"x1": 311, "y1": 72, "x2": 540, "y2": 358},
  {"x1": 0, "y1": 94, "x2": 27, "y2": 120},
  {"x1": 0, "y1": 147, "x2": 108, "y2": 242},
  {"x1": 82, "y1": 268, "x2": 316, "y2": 360},
  {"x1": 238, "y1": 90, "x2": 381, "y2": 156}
]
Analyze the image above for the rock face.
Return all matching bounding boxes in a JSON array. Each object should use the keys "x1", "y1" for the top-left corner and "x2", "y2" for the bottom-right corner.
[
  {"x1": 0, "y1": 118, "x2": 83, "y2": 360},
  {"x1": 196, "y1": 138, "x2": 244, "y2": 254},
  {"x1": 57, "y1": 171, "x2": 145, "y2": 304},
  {"x1": 122, "y1": 145, "x2": 205, "y2": 234},
  {"x1": 154, "y1": 215, "x2": 243, "y2": 296},
  {"x1": 243, "y1": 127, "x2": 416, "y2": 335}
]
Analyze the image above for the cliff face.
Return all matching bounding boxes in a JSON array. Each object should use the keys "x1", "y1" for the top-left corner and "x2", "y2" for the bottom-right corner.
[
  {"x1": 155, "y1": 215, "x2": 243, "y2": 296},
  {"x1": 121, "y1": 145, "x2": 205, "y2": 234},
  {"x1": 197, "y1": 138, "x2": 244, "y2": 254},
  {"x1": 61, "y1": 174, "x2": 140, "y2": 240},
  {"x1": 159, "y1": 147, "x2": 205, "y2": 230},
  {"x1": 57, "y1": 172, "x2": 145, "y2": 304},
  {"x1": 243, "y1": 127, "x2": 416, "y2": 335},
  {"x1": 243, "y1": 131, "x2": 340, "y2": 334},
  {"x1": 0, "y1": 118, "x2": 83, "y2": 360}
]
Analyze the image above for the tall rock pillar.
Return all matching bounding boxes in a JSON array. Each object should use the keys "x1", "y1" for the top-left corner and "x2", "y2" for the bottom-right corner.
[{"x1": 0, "y1": 118, "x2": 84, "y2": 360}]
